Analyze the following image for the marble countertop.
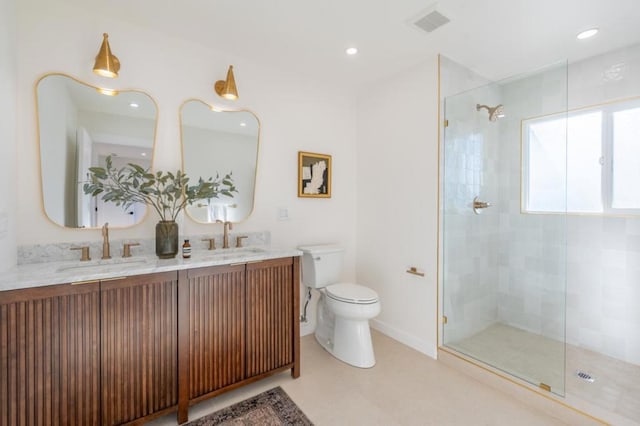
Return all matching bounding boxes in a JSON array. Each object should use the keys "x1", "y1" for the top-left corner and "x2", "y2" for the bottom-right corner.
[{"x1": 0, "y1": 246, "x2": 302, "y2": 292}]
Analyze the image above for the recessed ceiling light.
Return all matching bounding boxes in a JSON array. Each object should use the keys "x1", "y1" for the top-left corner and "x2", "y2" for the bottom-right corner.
[
  {"x1": 577, "y1": 28, "x2": 599, "y2": 40},
  {"x1": 240, "y1": 122, "x2": 247, "y2": 127},
  {"x1": 129, "y1": 102, "x2": 139, "y2": 108},
  {"x1": 345, "y1": 47, "x2": 358, "y2": 55}
]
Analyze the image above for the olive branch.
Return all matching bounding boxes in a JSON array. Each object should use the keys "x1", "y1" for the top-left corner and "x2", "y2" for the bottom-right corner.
[{"x1": 83, "y1": 156, "x2": 237, "y2": 221}]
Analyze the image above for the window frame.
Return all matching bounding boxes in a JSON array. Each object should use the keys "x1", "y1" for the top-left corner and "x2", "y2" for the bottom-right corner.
[{"x1": 521, "y1": 96, "x2": 640, "y2": 216}]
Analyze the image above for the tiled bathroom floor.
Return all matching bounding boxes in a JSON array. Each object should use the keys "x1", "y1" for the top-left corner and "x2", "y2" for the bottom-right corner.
[
  {"x1": 446, "y1": 323, "x2": 566, "y2": 392},
  {"x1": 151, "y1": 330, "x2": 569, "y2": 425},
  {"x1": 448, "y1": 323, "x2": 640, "y2": 424}
]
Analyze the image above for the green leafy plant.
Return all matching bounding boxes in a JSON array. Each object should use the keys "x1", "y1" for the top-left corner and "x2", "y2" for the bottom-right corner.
[{"x1": 83, "y1": 156, "x2": 237, "y2": 221}]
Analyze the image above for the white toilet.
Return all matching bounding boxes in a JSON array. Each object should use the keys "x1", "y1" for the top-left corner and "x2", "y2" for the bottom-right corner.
[{"x1": 299, "y1": 244, "x2": 381, "y2": 368}]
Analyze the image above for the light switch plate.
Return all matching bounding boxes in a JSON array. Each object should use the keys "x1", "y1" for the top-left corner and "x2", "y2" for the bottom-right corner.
[{"x1": 277, "y1": 207, "x2": 289, "y2": 221}]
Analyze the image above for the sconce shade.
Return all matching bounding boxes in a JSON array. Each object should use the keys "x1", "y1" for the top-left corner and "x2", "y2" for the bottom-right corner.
[
  {"x1": 214, "y1": 65, "x2": 239, "y2": 100},
  {"x1": 93, "y1": 33, "x2": 120, "y2": 78}
]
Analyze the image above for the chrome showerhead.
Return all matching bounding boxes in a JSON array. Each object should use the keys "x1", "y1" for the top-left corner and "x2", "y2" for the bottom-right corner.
[{"x1": 476, "y1": 104, "x2": 505, "y2": 122}]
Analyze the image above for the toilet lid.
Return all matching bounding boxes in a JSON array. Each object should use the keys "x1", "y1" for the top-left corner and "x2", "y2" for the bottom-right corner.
[{"x1": 326, "y1": 283, "x2": 379, "y2": 304}]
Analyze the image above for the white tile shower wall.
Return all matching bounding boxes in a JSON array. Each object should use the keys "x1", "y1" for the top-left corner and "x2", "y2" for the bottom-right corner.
[
  {"x1": 442, "y1": 46, "x2": 640, "y2": 369},
  {"x1": 567, "y1": 217, "x2": 640, "y2": 365},
  {"x1": 442, "y1": 78, "x2": 502, "y2": 343},
  {"x1": 564, "y1": 44, "x2": 640, "y2": 366},
  {"x1": 495, "y1": 44, "x2": 640, "y2": 366},
  {"x1": 496, "y1": 64, "x2": 568, "y2": 342},
  {"x1": 567, "y1": 43, "x2": 640, "y2": 110}
]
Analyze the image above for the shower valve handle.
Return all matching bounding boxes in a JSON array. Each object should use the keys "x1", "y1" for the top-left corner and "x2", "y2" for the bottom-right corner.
[{"x1": 473, "y1": 197, "x2": 491, "y2": 214}]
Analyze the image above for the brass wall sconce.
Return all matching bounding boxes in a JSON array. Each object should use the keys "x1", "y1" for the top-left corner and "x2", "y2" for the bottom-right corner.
[
  {"x1": 93, "y1": 33, "x2": 120, "y2": 78},
  {"x1": 214, "y1": 65, "x2": 239, "y2": 100}
]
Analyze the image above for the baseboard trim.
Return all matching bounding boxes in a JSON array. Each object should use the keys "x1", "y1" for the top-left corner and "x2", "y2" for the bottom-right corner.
[{"x1": 370, "y1": 319, "x2": 436, "y2": 358}]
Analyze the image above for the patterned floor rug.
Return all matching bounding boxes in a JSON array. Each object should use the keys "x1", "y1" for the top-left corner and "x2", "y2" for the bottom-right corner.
[{"x1": 186, "y1": 387, "x2": 314, "y2": 425}]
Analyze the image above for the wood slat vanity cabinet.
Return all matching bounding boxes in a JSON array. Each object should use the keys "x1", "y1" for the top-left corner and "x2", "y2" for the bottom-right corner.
[
  {"x1": 0, "y1": 281, "x2": 101, "y2": 426},
  {"x1": 177, "y1": 256, "x2": 300, "y2": 424},
  {"x1": 0, "y1": 271, "x2": 179, "y2": 426},
  {"x1": 0, "y1": 255, "x2": 300, "y2": 425},
  {"x1": 100, "y1": 272, "x2": 179, "y2": 425}
]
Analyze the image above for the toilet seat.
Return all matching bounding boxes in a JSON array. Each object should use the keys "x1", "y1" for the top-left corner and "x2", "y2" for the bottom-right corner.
[{"x1": 326, "y1": 283, "x2": 379, "y2": 304}]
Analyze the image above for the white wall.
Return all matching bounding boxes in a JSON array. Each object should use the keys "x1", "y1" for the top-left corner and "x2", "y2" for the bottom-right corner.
[
  {"x1": 0, "y1": 0, "x2": 18, "y2": 272},
  {"x1": 355, "y1": 59, "x2": 439, "y2": 357},
  {"x1": 15, "y1": 0, "x2": 358, "y2": 281}
]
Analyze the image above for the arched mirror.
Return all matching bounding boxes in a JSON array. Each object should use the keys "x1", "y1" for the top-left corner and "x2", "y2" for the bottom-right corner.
[
  {"x1": 180, "y1": 99, "x2": 260, "y2": 223},
  {"x1": 36, "y1": 73, "x2": 157, "y2": 228}
]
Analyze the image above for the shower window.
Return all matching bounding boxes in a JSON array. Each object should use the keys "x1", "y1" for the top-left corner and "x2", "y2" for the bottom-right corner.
[{"x1": 522, "y1": 97, "x2": 640, "y2": 214}]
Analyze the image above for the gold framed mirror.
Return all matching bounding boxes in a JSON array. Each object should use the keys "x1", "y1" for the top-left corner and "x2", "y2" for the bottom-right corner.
[
  {"x1": 180, "y1": 99, "x2": 260, "y2": 223},
  {"x1": 36, "y1": 73, "x2": 158, "y2": 228}
]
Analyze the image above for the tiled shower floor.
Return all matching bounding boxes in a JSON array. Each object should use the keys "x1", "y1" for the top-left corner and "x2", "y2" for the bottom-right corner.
[{"x1": 447, "y1": 323, "x2": 640, "y2": 424}]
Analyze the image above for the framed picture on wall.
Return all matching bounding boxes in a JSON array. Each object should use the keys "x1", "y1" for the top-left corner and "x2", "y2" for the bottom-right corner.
[{"x1": 298, "y1": 151, "x2": 331, "y2": 198}]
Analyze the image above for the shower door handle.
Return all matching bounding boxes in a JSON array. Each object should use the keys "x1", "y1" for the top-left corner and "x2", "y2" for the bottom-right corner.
[{"x1": 473, "y1": 197, "x2": 491, "y2": 214}]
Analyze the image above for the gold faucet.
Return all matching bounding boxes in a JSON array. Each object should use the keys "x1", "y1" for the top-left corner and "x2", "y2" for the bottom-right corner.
[
  {"x1": 201, "y1": 237, "x2": 217, "y2": 250},
  {"x1": 102, "y1": 222, "x2": 111, "y2": 259},
  {"x1": 122, "y1": 242, "x2": 140, "y2": 258},
  {"x1": 71, "y1": 246, "x2": 91, "y2": 261},
  {"x1": 235, "y1": 236, "x2": 248, "y2": 248},
  {"x1": 217, "y1": 220, "x2": 233, "y2": 249}
]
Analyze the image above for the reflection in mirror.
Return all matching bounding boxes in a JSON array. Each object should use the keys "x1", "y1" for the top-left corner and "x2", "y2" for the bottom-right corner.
[
  {"x1": 36, "y1": 74, "x2": 157, "y2": 228},
  {"x1": 180, "y1": 99, "x2": 260, "y2": 223}
]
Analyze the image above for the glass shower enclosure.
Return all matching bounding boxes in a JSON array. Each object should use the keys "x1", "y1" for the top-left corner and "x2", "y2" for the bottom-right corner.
[{"x1": 441, "y1": 63, "x2": 568, "y2": 396}]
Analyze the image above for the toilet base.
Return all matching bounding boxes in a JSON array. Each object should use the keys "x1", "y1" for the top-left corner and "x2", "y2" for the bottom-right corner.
[
  {"x1": 314, "y1": 296, "x2": 378, "y2": 368},
  {"x1": 334, "y1": 316, "x2": 376, "y2": 368},
  {"x1": 315, "y1": 318, "x2": 376, "y2": 368}
]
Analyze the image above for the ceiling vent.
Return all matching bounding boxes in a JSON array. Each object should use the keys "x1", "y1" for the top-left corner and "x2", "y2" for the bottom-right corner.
[{"x1": 413, "y1": 9, "x2": 450, "y2": 33}]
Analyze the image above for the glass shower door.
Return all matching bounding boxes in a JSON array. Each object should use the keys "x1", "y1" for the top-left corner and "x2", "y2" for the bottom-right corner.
[{"x1": 441, "y1": 64, "x2": 567, "y2": 396}]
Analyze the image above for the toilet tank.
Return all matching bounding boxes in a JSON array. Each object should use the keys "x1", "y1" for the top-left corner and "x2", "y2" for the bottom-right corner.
[{"x1": 298, "y1": 244, "x2": 344, "y2": 289}]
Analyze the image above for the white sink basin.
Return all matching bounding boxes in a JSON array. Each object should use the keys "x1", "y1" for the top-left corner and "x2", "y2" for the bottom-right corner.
[
  {"x1": 56, "y1": 258, "x2": 148, "y2": 273},
  {"x1": 198, "y1": 247, "x2": 266, "y2": 262}
]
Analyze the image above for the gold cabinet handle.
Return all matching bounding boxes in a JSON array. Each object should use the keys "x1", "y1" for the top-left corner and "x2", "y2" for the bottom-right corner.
[
  {"x1": 72, "y1": 276, "x2": 126, "y2": 286},
  {"x1": 101, "y1": 276, "x2": 127, "y2": 282},
  {"x1": 71, "y1": 279, "x2": 99, "y2": 286}
]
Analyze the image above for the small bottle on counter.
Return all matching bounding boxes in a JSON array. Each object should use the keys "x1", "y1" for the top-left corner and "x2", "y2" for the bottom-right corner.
[{"x1": 182, "y1": 239, "x2": 191, "y2": 258}]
